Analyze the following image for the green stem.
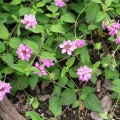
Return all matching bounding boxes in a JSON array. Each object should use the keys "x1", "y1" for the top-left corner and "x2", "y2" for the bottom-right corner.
[
  {"x1": 113, "y1": 44, "x2": 120, "y2": 56},
  {"x1": 74, "y1": 2, "x2": 93, "y2": 39}
]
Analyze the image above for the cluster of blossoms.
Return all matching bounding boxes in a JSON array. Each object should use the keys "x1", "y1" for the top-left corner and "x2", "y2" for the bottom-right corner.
[
  {"x1": 77, "y1": 66, "x2": 92, "y2": 82},
  {"x1": 0, "y1": 81, "x2": 11, "y2": 101},
  {"x1": 34, "y1": 59, "x2": 54, "y2": 77},
  {"x1": 22, "y1": 14, "x2": 37, "y2": 29},
  {"x1": 16, "y1": 44, "x2": 33, "y2": 61},
  {"x1": 59, "y1": 39, "x2": 86, "y2": 55},
  {"x1": 102, "y1": 20, "x2": 120, "y2": 44},
  {"x1": 54, "y1": 0, "x2": 68, "y2": 7}
]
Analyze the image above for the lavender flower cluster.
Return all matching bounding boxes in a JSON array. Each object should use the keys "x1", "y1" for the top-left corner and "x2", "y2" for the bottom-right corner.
[
  {"x1": 102, "y1": 20, "x2": 120, "y2": 44},
  {"x1": 54, "y1": 0, "x2": 68, "y2": 7},
  {"x1": 0, "y1": 81, "x2": 11, "y2": 101}
]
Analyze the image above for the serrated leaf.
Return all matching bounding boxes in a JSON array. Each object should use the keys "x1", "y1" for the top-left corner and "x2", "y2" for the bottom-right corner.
[
  {"x1": 59, "y1": 89, "x2": 77, "y2": 105},
  {"x1": 50, "y1": 25, "x2": 65, "y2": 33},
  {"x1": 26, "y1": 111, "x2": 44, "y2": 120},
  {"x1": 0, "y1": 24, "x2": 9, "y2": 40},
  {"x1": 62, "y1": 13, "x2": 75, "y2": 23},
  {"x1": 32, "y1": 97, "x2": 39, "y2": 109},
  {"x1": 9, "y1": 37, "x2": 22, "y2": 48},
  {"x1": 29, "y1": 75, "x2": 38, "y2": 90},
  {"x1": 2, "y1": 53, "x2": 13, "y2": 66},
  {"x1": 66, "y1": 57, "x2": 75, "y2": 68},
  {"x1": 80, "y1": 47, "x2": 90, "y2": 64},
  {"x1": 49, "y1": 95, "x2": 62, "y2": 118},
  {"x1": 83, "y1": 94, "x2": 103, "y2": 113},
  {"x1": 40, "y1": 51, "x2": 57, "y2": 63},
  {"x1": 23, "y1": 39, "x2": 38, "y2": 52},
  {"x1": 0, "y1": 41, "x2": 5, "y2": 53}
]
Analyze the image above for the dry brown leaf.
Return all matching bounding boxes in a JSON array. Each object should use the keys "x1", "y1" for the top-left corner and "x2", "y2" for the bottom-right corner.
[
  {"x1": 102, "y1": 79, "x2": 113, "y2": 90},
  {"x1": 101, "y1": 95, "x2": 112, "y2": 112},
  {"x1": 38, "y1": 94, "x2": 50, "y2": 102},
  {"x1": 41, "y1": 81, "x2": 50, "y2": 90},
  {"x1": 79, "y1": 101, "x2": 84, "y2": 111},
  {"x1": 90, "y1": 112, "x2": 103, "y2": 120}
]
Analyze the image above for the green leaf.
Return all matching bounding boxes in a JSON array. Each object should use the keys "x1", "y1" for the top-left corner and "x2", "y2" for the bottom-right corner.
[
  {"x1": 40, "y1": 51, "x2": 57, "y2": 63},
  {"x1": 36, "y1": 1, "x2": 46, "y2": 7},
  {"x1": 1, "y1": 67, "x2": 13, "y2": 74},
  {"x1": 59, "y1": 89, "x2": 77, "y2": 105},
  {"x1": 51, "y1": 68, "x2": 60, "y2": 80},
  {"x1": 80, "y1": 47, "x2": 90, "y2": 64},
  {"x1": 80, "y1": 86, "x2": 95, "y2": 100},
  {"x1": 11, "y1": 0, "x2": 22, "y2": 5},
  {"x1": 46, "y1": 5, "x2": 58, "y2": 13},
  {"x1": 61, "y1": 66, "x2": 69, "y2": 78},
  {"x1": 111, "y1": 79, "x2": 120, "y2": 93},
  {"x1": 50, "y1": 25, "x2": 65, "y2": 33},
  {"x1": 68, "y1": 68, "x2": 78, "y2": 78},
  {"x1": 9, "y1": 37, "x2": 22, "y2": 48},
  {"x1": 49, "y1": 95, "x2": 62, "y2": 118},
  {"x1": 99, "y1": 112, "x2": 108, "y2": 119},
  {"x1": 0, "y1": 24, "x2": 9, "y2": 40},
  {"x1": 83, "y1": 94, "x2": 103, "y2": 113},
  {"x1": 32, "y1": 97, "x2": 39, "y2": 109},
  {"x1": 26, "y1": 111, "x2": 44, "y2": 120},
  {"x1": 29, "y1": 75, "x2": 38, "y2": 90},
  {"x1": 116, "y1": 7, "x2": 120, "y2": 15},
  {"x1": 23, "y1": 39, "x2": 38, "y2": 52},
  {"x1": 58, "y1": 75, "x2": 68, "y2": 86},
  {"x1": 91, "y1": 0, "x2": 102, "y2": 3},
  {"x1": 53, "y1": 85, "x2": 61, "y2": 97},
  {"x1": 28, "y1": 25, "x2": 44, "y2": 33},
  {"x1": 105, "y1": 68, "x2": 119, "y2": 79},
  {"x1": 86, "y1": 3, "x2": 100, "y2": 22},
  {"x1": 66, "y1": 57, "x2": 75, "y2": 68},
  {"x1": 105, "y1": 0, "x2": 113, "y2": 7},
  {"x1": 91, "y1": 73, "x2": 97, "y2": 84},
  {"x1": 62, "y1": 13, "x2": 75, "y2": 23},
  {"x1": 88, "y1": 24, "x2": 97, "y2": 30},
  {"x1": 72, "y1": 101, "x2": 80, "y2": 108},
  {"x1": 67, "y1": 80, "x2": 75, "y2": 89},
  {"x1": 95, "y1": 11, "x2": 105, "y2": 22},
  {"x1": 0, "y1": 41, "x2": 5, "y2": 53},
  {"x1": 19, "y1": 7, "x2": 30, "y2": 16},
  {"x1": 93, "y1": 61, "x2": 101, "y2": 69},
  {"x1": 2, "y1": 53, "x2": 13, "y2": 66}
]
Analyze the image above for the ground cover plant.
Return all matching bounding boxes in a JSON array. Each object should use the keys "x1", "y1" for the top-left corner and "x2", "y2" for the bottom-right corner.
[{"x1": 0, "y1": 0, "x2": 120, "y2": 120}]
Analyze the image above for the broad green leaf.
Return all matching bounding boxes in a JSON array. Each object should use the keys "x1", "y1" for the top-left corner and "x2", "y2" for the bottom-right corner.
[
  {"x1": 37, "y1": 2, "x2": 46, "y2": 7},
  {"x1": 28, "y1": 25, "x2": 44, "y2": 33},
  {"x1": 49, "y1": 95, "x2": 62, "y2": 118},
  {"x1": 91, "y1": 73, "x2": 97, "y2": 84},
  {"x1": 78, "y1": 23, "x2": 89, "y2": 34},
  {"x1": 46, "y1": 5, "x2": 58, "y2": 13},
  {"x1": 11, "y1": 0, "x2": 22, "y2": 5},
  {"x1": 95, "y1": 11, "x2": 105, "y2": 22},
  {"x1": 0, "y1": 24, "x2": 9, "y2": 40},
  {"x1": 2, "y1": 53, "x2": 13, "y2": 66},
  {"x1": 68, "y1": 68, "x2": 78, "y2": 78},
  {"x1": 26, "y1": 111, "x2": 44, "y2": 120},
  {"x1": 91, "y1": 0, "x2": 102, "y2": 3},
  {"x1": 105, "y1": 0, "x2": 113, "y2": 7},
  {"x1": 61, "y1": 66, "x2": 69, "y2": 78},
  {"x1": 29, "y1": 75, "x2": 38, "y2": 90},
  {"x1": 116, "y1": 7, "x2": 120, "y2": 15},
  {"x1": 86, "y1": 3, "x2": 100, "y2": 22},
  {"x1": 40, "y1": 51, "x2": 57, "y2": 63},
  {"x1": 80, "y1": 86, "x2": 95, "y2": 100},
  {"x1": 105, "y1": 68, "x2": 119, "y2": 79},
  {"x1": 0, "y1": 41, "x2": 5, "y2": 53},
  {"x1": 9, "y1": 37, "x2": 22, "y2": 48},
  {"x1": 58, "y1": 75, "x2": 68, "y2": 86},
  {"x1": 111, "y1": 79, "x2": 120, "y2": 93},
  {"x1": 99, "y1": 112, "x2": 108, "y2": 119},
  {"x1": 23, "y1": 39, "x2": 38, "y2": 52},
  {"x1": 93, "y1": 61, "x2": 100, "y2": 69},
  {"x1": 67, "y1": 80, "x2": 75, "y2": 89},
  {"x1": 32, "y1": 97, "x2": 39, "y2": 109},
  {"x1": 50, "y1": 25, "x2": 65, "y2": 33},
  {"x1": 62, "y1": 13, "x2": 75, "y2": 23},
  {"x1": 72, "y1": 101, "x2": 80, "y2": 108},
  {"x1": 88, "y1": 24, "x2": 97, "y2": 30},
  {"x1": 80, "y1": 47, "x2": 90, "y2": 64},
  {"x1": 50, "y1": 68, "x2": 60, "y2": 80},
  {"x1": 59, "y1": 89, "x2": 77, "y2": 105},
  {"x1": 19, "y1": 7, "x2": 30, "y2": 16},
  {"x1": 1, "y1": 67, "x2": 13, "y2": 74},
  {"x1": 53, "y1": 85, "x2": 61, "y2": 97},
  {"x1": 66, "y1": 57, "x2": 75, "y2": 68},
  {"x1": 83, "y1": 94, "x2": 103, "y2": 113}
]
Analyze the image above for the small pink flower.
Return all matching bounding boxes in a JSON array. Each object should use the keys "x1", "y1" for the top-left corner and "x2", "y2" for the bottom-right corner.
[
  {"x1": 16, "y1": 44, "x2": 33, "y2": 61},
  {"x1": 115, "y1": 36, "x2": 120, "y2": 44},
  {"x1": 77, "y1": 66, "x2": 92, "y2": 82},
  {"x1": 102, "y1": 21, "x2": 107, "y2": 30},
  {"x1": 40, "y1": 59, "x2": 54, "y2": 68},
  {"x1": 59, "y1": 40, "x2": 76, "y2": 55},
  {"x1": 54, "y1": 0, "x2": 67, "y2": 7},
  {"x1": 0, "y1": 81, "x2": 11, "y2": 101},
  {"x1": 75, "y1": 39, "x2": 86, "y2": 48},
  {"x1": 22, "y1": 14, "x2": 37, "y2": 29}
]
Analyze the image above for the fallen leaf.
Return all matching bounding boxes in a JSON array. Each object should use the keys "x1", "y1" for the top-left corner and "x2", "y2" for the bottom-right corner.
[
  {"x1": 38, "y1": 94, "x2": 50, "y2": 102},
  {"x1": 102, "y1": 79, "x2": 113, "y2": 90},
  {"x1": 90, "y1": 112, "x2": 103, "y2": 120},
  {"x1": 79, "y1": 101, "x2": 84, "y2": 111},
  {"x1": 41, "y1": 81, "x2": 50, "y2": 90}
]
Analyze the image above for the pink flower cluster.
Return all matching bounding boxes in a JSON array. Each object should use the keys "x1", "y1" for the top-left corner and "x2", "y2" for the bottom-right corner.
[
  {"x1": 54, "y1": 0, "x2": 68, "y2": 7},
  {"x1": 77, "y1": 66, "x2": 92, "y2": 82},
  {"x1": 59, "y1": 39, "x2": 86, "y2": 55},
  {"x1": 102, "y1": 20, "x2": 120, "y2": 44},
  {"x1": 34, "y1": 59, "x2": 54, "y2": 77},
  {"x1": 22, "y1": 14, "x2": 37, "y2": 29},
  {"x1": 16, "y1": 44, "x2": 33, "y2": 61},
  {"x1": 0, "y1": 81, "x2": 11, "y2": 101}
]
